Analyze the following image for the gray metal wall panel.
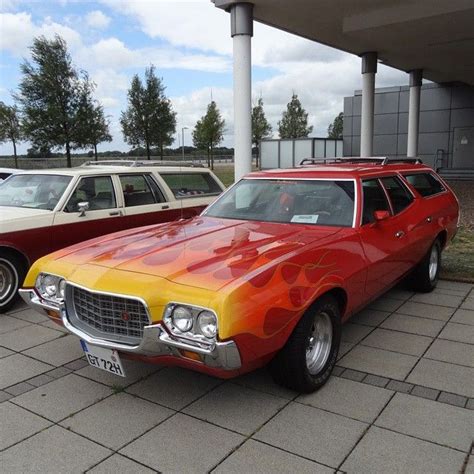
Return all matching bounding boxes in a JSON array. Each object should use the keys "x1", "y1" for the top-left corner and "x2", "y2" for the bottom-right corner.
[
  {"x1": 397, "y1": 134, "x2": 407, "y2": 155},
  {"x1": 373, "y1": 135, "x2": 397, "y2": 156},
  {"x1": 398, "y1": 112, "x2": 408, "y2": 134},
  {"x1": 419, "y1": 110, "x2": 450, "y2": 133},
  {"x1": 260, "y1": 141, "x2": 279, "y2": 169},
  {"x1": 399, "y1": 91, "x2": 409, "y2": 113},
  {"x1": 418, "y1": 132, "x2": 449, "y2": 155},
  {"x1": 420, "y1": 87, "x2": 452, "y2": 111},
  {"x1": 352, "y1": 115, "x2": 361, "y2": 136},
  {"x1": 374, "y1": 92, "x2": 399, "y2": 114},
  {"x1": 452, "y1": 86, "x2": 474, "y2": 109},
  {"x1": 343, "y1": 115, "x2": 353, "y2": 136},
  {"x1": 344, "y1": 96, "x2": 353, "y2": 116},
  {"x1": 374, "y1": 114, "x2": 398, "y2": 135},
  {"x1": 353, "y1": 95, "x2": 362, "y2": 116},
  {"x1": 352, "y1": 136, "x2": 360, "y2": 156},
  {"x1": 343, "y1": 136, "x2": 352, "y2": 156},
  {"x1": 450, "y1": 108, "x2": 474, "y2": 128}
]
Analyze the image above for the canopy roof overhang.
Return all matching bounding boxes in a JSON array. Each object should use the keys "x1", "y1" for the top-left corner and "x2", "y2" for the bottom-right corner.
[{"x1": 213, "y1": 0, "x2": 474, "y2": 86}]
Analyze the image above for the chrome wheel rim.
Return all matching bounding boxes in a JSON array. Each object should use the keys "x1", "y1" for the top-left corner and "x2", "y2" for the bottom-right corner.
[
  {"x1": 306, "y1": 311, "x2": 333, "y2": 375},
  {"x1": 429, "y1": 245, "x2": 439, "y2": 282},
  {"x1": 0, "y1": 260, "x2": 15, "y2": 302}
]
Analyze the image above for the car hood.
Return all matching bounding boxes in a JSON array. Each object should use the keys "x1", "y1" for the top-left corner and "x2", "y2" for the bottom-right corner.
[
  {"x1": 54, "y1": 216, "x2": 342, "y2": 291},
  {"x1": 0, "y1": 206, "x2": 52, "y2": 232}
]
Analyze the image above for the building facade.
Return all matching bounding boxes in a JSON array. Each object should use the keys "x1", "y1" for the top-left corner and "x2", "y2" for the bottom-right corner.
[{"x1": 343, "y1": 83, "x2": 474, "y2": 176}]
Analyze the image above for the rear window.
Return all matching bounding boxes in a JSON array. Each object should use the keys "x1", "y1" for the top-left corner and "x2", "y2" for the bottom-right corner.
[
  {"x1": 381, "y1": 176, "x2": 414, "y2": 215},
  {"x1": 160, "y1": 172, "x2": 222, "y2": 199},
  {"x1": 403, "y1": 173, "x2": 445, "y2": 197}
]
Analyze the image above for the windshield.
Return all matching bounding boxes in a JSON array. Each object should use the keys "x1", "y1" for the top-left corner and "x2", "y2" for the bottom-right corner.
[
  {"x1": 0, "y1": 174, "x2": 72, "y2": 210},
  {"x1": 204, "y1": 178, "x2": 355, "y2": 227}
]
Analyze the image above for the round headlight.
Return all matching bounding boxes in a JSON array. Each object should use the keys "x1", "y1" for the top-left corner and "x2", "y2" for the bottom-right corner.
[
  {"x1": 41, "y1": 274, "x2": 58, "y2": 297},
  {"x1": 58, "y1": 279, "x2": 66, "y2": 299},
  {"x1": 197, "y1": 311, "x2": 217, "y2": 339},
  {"x1": 171, "y1": 306, "x2": 193, "y2": 332}
]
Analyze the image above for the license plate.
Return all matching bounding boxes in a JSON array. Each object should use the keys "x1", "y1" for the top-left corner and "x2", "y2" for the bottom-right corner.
[{"x1": 81, "y1": 340, "x2": 126, "y2": 377}]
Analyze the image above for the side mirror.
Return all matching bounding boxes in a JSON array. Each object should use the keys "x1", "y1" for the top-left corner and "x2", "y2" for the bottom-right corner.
[
  {"x1": 373, "y1": 210, "x2": 390, "y2": 222},
  {"x1": 78, "y1": 201, "x2": 89, "y2": 217}
]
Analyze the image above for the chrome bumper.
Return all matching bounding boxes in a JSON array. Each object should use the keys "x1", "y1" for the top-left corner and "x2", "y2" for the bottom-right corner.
[{"x1": 19, "y1": 288, "x2": 241, "y2": 370}]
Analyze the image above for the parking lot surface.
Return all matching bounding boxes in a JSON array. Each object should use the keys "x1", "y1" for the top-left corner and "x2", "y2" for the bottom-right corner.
[{"x1": 1, "y1": 280, "x2": 473, "y2": 473}]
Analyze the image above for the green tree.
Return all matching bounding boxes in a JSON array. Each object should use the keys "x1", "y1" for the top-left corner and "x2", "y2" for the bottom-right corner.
[
  {"x1": 192, "y1": 101, "x2": 225, "y2": 170},
  {"x1": 0, "y1": 102, "x2": 22, "y2": 168},
  {"x1": 328, "y1": 112, "x2": 343, "y2": 139},
  {"x1": 278, "y1": 93, "x2": 313, "y2": 139},
  {"x1": 76, "y1": 80, "x2": 112, "y2": 161},
  {"x1": 120, "y1": 65, "x2": 176, "y2": 160},
  {"x1": 252, "y1": 98, "x2": 272, "y2": 168},
  {"x1": 16, "y1": 35, "x2": 90, "y2": 167}
]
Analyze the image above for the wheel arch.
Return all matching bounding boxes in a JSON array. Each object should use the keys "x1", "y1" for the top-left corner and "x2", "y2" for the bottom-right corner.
[
  {"x1": 0, "y1": 245, "x2": 30, "y2": 273},
  {"x1": 437, "y1": 229, "x2": 448, "y2": 249},
  {"x1": 306, "y1": 286, "x2": 348, "y2": 320}
]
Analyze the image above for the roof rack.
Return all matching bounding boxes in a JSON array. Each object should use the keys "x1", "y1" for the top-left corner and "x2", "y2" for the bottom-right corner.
[
  {"x1": 80, "y1": 160, "x2": 204, "y2": 168},
  {"x1": 299, "y1": 157, "x2": 423, "y2": 166}
]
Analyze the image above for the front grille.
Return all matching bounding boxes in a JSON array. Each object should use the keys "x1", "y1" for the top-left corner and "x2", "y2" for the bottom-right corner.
[{"x1": 70, "y1": 285, "x2": 149, "y2": 342}]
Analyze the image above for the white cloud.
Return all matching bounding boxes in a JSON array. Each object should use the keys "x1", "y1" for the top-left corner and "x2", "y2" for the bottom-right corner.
[
  {"x1": 85, "y1": 10, "x2": 111, "y2": 29},
  {"x1": 0, "y1": 12, "x2": 82, "y2": 56},
  {"x1": 101, "y1": 0, "x2": 343, "y2": 70}
]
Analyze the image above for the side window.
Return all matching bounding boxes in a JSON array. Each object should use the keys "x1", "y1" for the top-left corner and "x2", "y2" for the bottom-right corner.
[
  {"x1": 403, "y1": 173, "x2": 445, "y2": 197},
  {"x1": 381, "y1": 176, "x2": 414, "y2": 214},
  {"x1": 362, "y1": 179, "x2": 390, "y2": 225},
  {"x1": 119, "y1": 174, "x2": 165, "y2": 207},
  {"x1": 65, "y1": 176, "x2": 116, "y2": 212},
  {"x1": 160, "y1": 173, "x2": 222, "y2": 199}
]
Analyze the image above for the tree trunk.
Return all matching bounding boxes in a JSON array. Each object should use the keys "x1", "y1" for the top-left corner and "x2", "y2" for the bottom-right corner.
[
  {"x1": 210, "y1": 144, "x2": 214, "y2": 170},
  {"x1": 160, "y1": 143, "x2": 164, "y2": 160},
  {"x1": 12, "y1": 139, "x2": 18, "y2": 169},
  {"x1": 94, "y1": 144, "x2": 98, "y2": 161},
  {"x1": 146, "y1": 141, "x2": 151, "y2": 160},
  {"x1": 255, "y1": 144, "x2": 260, "y2": 169},
  {"x1": 65, "y1": 141, "x2": 72, "y2": 168},
  {"x1": 207, "y1": 149, "x2": 210, "y2": 168}
]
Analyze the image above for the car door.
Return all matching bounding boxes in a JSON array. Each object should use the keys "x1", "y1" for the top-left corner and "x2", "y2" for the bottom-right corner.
[
  {"x1": 118, "y1": 173, "x2": 183, "y2": 227},
  {"x1": 358, "y1": 177, "x2": 413, "y2": 298},
  {"x1": 51, "y1": 175, "x2": 124, "y2": 251}
]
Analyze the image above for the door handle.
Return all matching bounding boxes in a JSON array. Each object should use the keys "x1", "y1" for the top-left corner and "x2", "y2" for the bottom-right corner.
[
  {"x1": 395, "y1": 230, "x2": 405, "y2": 238},
  {"x1": 426, "y1": 216, "x2": 432, "y2": 223},
  {"x1": 161, "y1": 205, "x2": 170, "y2": 210},
  {"x1": 109, "y1": 210, "x2": 122, "y2": 216}
]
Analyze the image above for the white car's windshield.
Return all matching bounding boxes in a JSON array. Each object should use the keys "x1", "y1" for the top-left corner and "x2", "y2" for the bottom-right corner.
[
  {"x1": 204, "y1": 178, "x2": 355, "y2": 227},
  {"x1": 0, "y1": 174, "x2": 72, "y2": 210}
]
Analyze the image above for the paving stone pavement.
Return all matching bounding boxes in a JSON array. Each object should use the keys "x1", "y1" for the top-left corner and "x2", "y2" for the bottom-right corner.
[{"x1": 0, "y1": 281, "x2": 473, "y2": 473}]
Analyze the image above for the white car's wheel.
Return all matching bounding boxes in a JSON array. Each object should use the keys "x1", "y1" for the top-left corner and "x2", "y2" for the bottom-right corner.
[{"x1": 0, "y1": 253, "x2": 24, "y2": 314}]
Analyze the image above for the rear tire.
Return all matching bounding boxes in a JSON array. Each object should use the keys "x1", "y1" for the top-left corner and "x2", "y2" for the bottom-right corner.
[
  {"x1": 269, "y1": 295, "x2": 341, "y2": 393},
  {"x1": 409, "y1": 239, "x2": 441, "y2": 293},
  {"x1": 0, "y1": 252, "x2": 26, "y2": 314}
]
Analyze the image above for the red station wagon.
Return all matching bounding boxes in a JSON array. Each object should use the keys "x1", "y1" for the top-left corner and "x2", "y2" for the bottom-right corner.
[{"x1": 21, "y1": 158, "x2": 459, "y2": 392}]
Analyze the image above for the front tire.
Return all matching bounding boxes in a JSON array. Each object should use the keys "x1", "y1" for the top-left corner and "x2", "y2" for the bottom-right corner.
[
  {"x1": 0, "y1": 253, "x2": 25, "y2": 314},
  {"x1": 269, "y1": 295, "x2": 341, "y2": 393},
  {"x1": 409, "y1": 239, "x2": 441, "y2": 293}
]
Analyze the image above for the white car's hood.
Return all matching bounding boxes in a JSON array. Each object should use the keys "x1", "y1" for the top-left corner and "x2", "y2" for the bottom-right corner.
[{"x1": 0, "y1": 206, "x2": 53, "y2": 233}]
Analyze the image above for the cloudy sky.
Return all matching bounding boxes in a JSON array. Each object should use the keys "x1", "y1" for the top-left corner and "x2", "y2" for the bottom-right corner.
[{"x1": 0, "y1": 0, "x2": 409, "y2": 155}]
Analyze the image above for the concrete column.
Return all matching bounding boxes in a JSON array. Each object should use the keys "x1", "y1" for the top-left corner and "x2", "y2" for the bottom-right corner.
[
  {"x1": 360, "y1": 52, "x2": 377, "y2": 157},
  {"x1": 407, "y1": 69, "x2": 422, "y2": 157},
  {"x1": 230, "y1": 3, "x2": 253, "y2": 181}
]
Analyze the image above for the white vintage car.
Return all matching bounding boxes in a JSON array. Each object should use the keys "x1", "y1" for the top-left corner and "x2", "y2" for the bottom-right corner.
[{"x1": 0, "y1": 161, "x2": 225, "y2": 312}]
